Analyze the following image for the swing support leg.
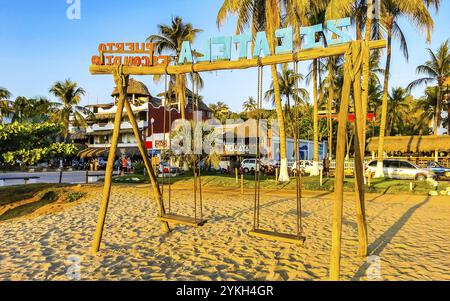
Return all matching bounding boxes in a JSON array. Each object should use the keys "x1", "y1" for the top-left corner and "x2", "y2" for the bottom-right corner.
[
  {"x1": 352, "y1": 47, "x2": 368, "y2": 257},
  {"x1": 91, "y1": 67, "x2": 127, "y2": 253},
  {"x1": 124, "y1": 98, "x2": 170, "y2": 233},
  {"x1": 329, "y1": 53, "x2": 352, "y2": 281}
]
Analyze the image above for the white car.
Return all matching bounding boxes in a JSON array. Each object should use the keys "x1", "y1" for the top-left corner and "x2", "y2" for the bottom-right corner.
[
  {"x1": 241, "y1": 158, "x2": 261, "y2": 173},
  {"x1": 291, "y1": 160, "x2": 322, "y2": 175},
  {"x1": 366, "y1": 159, "x2": 436, "y2": 181}
]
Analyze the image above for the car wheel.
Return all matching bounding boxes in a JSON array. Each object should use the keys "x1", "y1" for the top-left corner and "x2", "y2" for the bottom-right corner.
[
  {"x1": 244, "y1": 168, "x2": 249, "y2": 174},
  {"x1": 415, "y1": 174, "x2": 426, "y2": 181}
]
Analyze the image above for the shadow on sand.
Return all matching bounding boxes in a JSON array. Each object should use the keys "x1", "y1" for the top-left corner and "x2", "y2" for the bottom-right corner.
[{"x1": 351, "y1": 196, "x2": 431, "y2": 280}]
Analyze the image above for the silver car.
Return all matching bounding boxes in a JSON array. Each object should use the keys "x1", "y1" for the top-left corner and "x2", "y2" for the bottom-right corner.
[{"x1": 366, "y1": 159, "x2": 436, "y2": 181}]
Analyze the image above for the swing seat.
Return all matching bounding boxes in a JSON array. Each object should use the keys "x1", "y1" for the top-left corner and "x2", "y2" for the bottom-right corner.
[
  {"x1": 159, "y1": 214, "x2": 207, "y2": 227},
  {"x1": 249, "y1": 229, "x2": 306, "y2": 245}
]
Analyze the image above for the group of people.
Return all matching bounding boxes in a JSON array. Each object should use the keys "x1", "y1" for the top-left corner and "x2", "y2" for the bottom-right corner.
[{"x1": 118, "y1": 156, "x2": 132, "y2": 175}]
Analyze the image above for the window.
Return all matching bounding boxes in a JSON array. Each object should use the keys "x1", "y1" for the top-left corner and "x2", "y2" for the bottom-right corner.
[
  {"x1": 399, "y1": 161, "x2": 414, "y2": 169},
  {"x1": 384, "y1": 160, "x2": 398, "y2": 168},
  {"x1": 369, "y1": 161, "x2": 377, "y2": 167}
]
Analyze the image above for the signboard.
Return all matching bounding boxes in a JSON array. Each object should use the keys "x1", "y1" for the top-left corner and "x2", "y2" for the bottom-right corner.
[
  {"x1": 178, "y1": 18, "x2": 352, "y2": 64},
  {"x1": 91, "y1": 42, "x2": 169, "y2": 67}
]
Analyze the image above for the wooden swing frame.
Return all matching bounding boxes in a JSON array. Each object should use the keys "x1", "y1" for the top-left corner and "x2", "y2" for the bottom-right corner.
[{"x1": 89, "y1": 39, "x2": 386, "y2": 281}]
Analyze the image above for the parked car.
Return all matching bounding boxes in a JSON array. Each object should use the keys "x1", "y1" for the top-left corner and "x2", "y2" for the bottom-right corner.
[
  {"x1": 291, "y1": 160, "x2": 322, "y2": 175},
  {"x1": 425, "y1": 161, "x2": 450, "y2": 179},
  {"x1": 241, "y1": 158, "x2": 261, "y2": 174},
  {"x1": 366, "y1": 159, "x2": 436, "y2": 181}
]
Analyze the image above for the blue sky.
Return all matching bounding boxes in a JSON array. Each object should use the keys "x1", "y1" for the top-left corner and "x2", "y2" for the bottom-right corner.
[{"x1": 0, "y1": 0, "x2": 449, "y2": 113}]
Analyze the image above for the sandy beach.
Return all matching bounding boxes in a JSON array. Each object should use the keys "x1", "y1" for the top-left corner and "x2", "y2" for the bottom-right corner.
[{"x1": 0, "y1": 184, "x2": 449, "y2": 281}]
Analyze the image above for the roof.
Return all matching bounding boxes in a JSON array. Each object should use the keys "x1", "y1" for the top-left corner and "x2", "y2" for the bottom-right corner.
[
  {"x1": 157, "y1": 88, "x2": 212, "y2": 113},
  {"x1": 367, "y1": 135, "x2": 450, "y2": 153},
  {"x1": 111, "y1": 78, "x2": 151, "y2": 97}
]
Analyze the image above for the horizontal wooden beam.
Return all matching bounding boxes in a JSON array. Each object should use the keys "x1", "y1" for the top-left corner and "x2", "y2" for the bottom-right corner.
[{"x1": 89, "y1": 40, "x2": 386, "y2": 76}]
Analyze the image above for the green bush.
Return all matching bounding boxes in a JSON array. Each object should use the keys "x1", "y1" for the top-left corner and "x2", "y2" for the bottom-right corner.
[
  {"x1": 67, "y1": 192, "x2": 86, "y2": 203},
  {"x1": 132, "y1": 161, "x2": 145, "y2": 174}
]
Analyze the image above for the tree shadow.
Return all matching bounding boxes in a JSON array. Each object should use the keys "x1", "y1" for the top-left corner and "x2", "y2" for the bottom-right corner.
[{"x1": 351, "y1": 196, "x2": 431, "y2": 280}]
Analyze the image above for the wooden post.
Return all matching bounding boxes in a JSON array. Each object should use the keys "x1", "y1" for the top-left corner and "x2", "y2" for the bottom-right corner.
[
  {"x1": 241, "y1": 174, "x2": 244, "y2": 195},
  {"x1": 85, "y1": 169, "x2": 89, "y2": 184},
  {"x1": 320, "y1": 168, "x2": 323, "y2": 187},
  {"x1": 124, "y1": 97, "x2": 170, "y2": 233},
  {"x1": 235, "y1": 167, "x2": 238, "y2": 184},
  {"x1": 92, "y1": 67, "x2": 128, "y2": 253},
  {"x1": 352, "y1": 42, "x2": 368, "y2": 258},
  {"x1": 330, "y1": 48, "x2": 352, "y2": 281},
  {"x1": 275, "y1": 168, "x2": 279, "y2": 184},
  {"x1": 59, "y1": 169, "x2": 63, "y2": 184}
]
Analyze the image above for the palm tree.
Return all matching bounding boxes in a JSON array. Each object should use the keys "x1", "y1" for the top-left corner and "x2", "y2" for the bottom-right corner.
[
  {"x1": 386, "y1": 87, "x2": 411, "y2": 135},
  {"x1": 264, "y1": 64, "x2": 310, "y2": 108},
  {"x1": 11, "y1": 96, "x2": 32, "y2": 123},
  {"x1": 0, "y1": 87, "x2": 12, "y2": 124},
  {"x1": 49, "y1": 79, "x2": 88, "y2": 141},
  {"x1": 373, "y1": 0, "x2": 434, "y2": 177},
  {"x1": 209, "y1": 101, "x2": 230, "y2": 123},
  {"x1": 408, "y1": 40, "x2": 450, "y2": 134},
  {"x1": 217, "y1": 0, "x2": 293, "y2": 182},
  {"x1": 414, "y1": 86, "x2": 436, "y2": 134},
  {"x1": 242, "y1": 97, "x2": 258, "y2": 120},
  {"x1": 147, "y1": 17, "x2": 203, "y2": 120}
]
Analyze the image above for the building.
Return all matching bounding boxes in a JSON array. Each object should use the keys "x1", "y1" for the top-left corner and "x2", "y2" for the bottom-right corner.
[
  {"x1": 78, "y1": 79, "x2": 156, "y2": 158},
  {"x1": 145, "y1": 88, "x2": 214, "y2": 153}
]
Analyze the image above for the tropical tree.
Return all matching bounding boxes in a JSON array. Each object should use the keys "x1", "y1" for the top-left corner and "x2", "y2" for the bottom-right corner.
[
  {"x1": 386, "y1": 87, "x2": 411, "y2": 135},
  {"x1": 49, "y1": 79, "x2": 88, "y2": 141},
  {"x1": 217, "y1": 0, "x2": 292, "y2": 181},
  {"x1": 264, "y1": 64, "x2": 310, "y2": 108},
  {"x1": 375, "y1": 0, "x2": 433, "y2": 176},
  {"x1": 0, "y1": 87, "x2": 12, "y2": 124},
  {"x1": 147, "y1": 16, "x2": 203, "y2": 120},
  {"x1": 408, "y1": 40, "x2": 450, "y2": 134},
  {"x1": 209, "y1": 101, "x2": 231, "y2": 123},
  {"x1": 242, "y1": 97, "x2": 257, "y2": 112}
]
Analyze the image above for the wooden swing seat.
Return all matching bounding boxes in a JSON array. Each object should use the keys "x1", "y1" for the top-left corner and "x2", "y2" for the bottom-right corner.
[
  {"x1": 249, "y1": 229, "x2": 306, "y2": 245},
  {"x1": 159, "y1": 214, "x2": 207, "y2": 227}
]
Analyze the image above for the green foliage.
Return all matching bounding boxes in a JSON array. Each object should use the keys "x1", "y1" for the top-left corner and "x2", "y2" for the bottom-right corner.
[
  {"x1": 132, "y1": 161, "x2": 145, "y2": 174},
  {"x1": 0, "y1": 122, "x2": 77, "y2": 166},
  {"x1": 67, "y1": 192, "x2": 86, "y2": 203}
]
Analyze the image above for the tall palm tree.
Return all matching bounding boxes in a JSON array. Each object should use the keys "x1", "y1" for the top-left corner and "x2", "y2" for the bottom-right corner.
[
  {"x1": 11, "y1": 96, "x2": 32, "y2": 123},
  {"x1": 408, "y1": 40, "x2": 450, "y2": 134},
  {"x1": 374, "y1": 0, "x2": 433, "y2": 177},
  {"x1": 414, "y1": 86, "x2": 436, "y2": 134},
  {"x1": 49, "y1": 79, "x2": 88, "y2": 141},
  {"x1": 264, "y1": 64, "x2": 310, "y2": 108},
  {"x1": 218, "y1": 0, "x2": 295, "y2": 182},
  {"x1": 147, "y1": 17, "x2": 203, "y2": 120},
  {"x1": 0, "y1": 87, "x2": 11, "y2": 100}
]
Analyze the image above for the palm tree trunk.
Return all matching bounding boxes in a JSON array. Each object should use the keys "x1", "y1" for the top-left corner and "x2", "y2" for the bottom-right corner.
[
  {"x1": 311, "y1": 59, "x2": 320, "y2": 176},
  {"x1": 362, "y1": 7, "x2": 373, "y2": 160},
  {"x1": 434, "y1": 85, "x2": 442, "y2": 161},
  {"x1": 375, "y1": 25, "x2": 393, "y2": 178},
  {"x1": 271, "y1": 65, "x2": 289, "y2": 182},
  {"x1": 177, "y1": 75, "x2": 186, "y2": 119},
  {"x1": 327, "y1": 60, "x2": 334, "y2": 160}
]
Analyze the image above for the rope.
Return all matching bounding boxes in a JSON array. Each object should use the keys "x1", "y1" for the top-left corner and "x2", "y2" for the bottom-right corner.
[
  {"x1": 192, "y1": 73, "x2": 198, "y2": 221},
  {"x1": 294, "y1": 62, "x2": 303, "y2": 238},
  {"x1": 163, "y1": 74, "x2": 170, "y2": 213},
  {"x1": 253, "y1": 66, "x2": 263, "y2": 230}
]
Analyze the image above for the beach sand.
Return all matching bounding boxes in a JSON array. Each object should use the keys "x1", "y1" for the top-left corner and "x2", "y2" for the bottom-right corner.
[{"x1": 0, "y1": 184, "x2": 449, "y2": 281}]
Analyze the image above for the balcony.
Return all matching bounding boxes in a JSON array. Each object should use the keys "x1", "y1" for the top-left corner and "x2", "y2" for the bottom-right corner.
[{"x1": 86, "y1": 120, "x2": 148, "y2": 134}]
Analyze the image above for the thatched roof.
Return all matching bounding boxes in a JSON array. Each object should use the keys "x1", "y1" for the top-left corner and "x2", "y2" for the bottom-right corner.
[
  {"x1": 111, "y1": 79, "x2": 150, "y2": 97},
  {"x1": 367, "y1": 135, "x2": 450, "y2": 153}
]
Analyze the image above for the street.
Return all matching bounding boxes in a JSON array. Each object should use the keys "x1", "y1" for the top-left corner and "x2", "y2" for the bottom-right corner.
[{"x1": 0, "y1": 171, "x2": 109, "y2": 186}]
